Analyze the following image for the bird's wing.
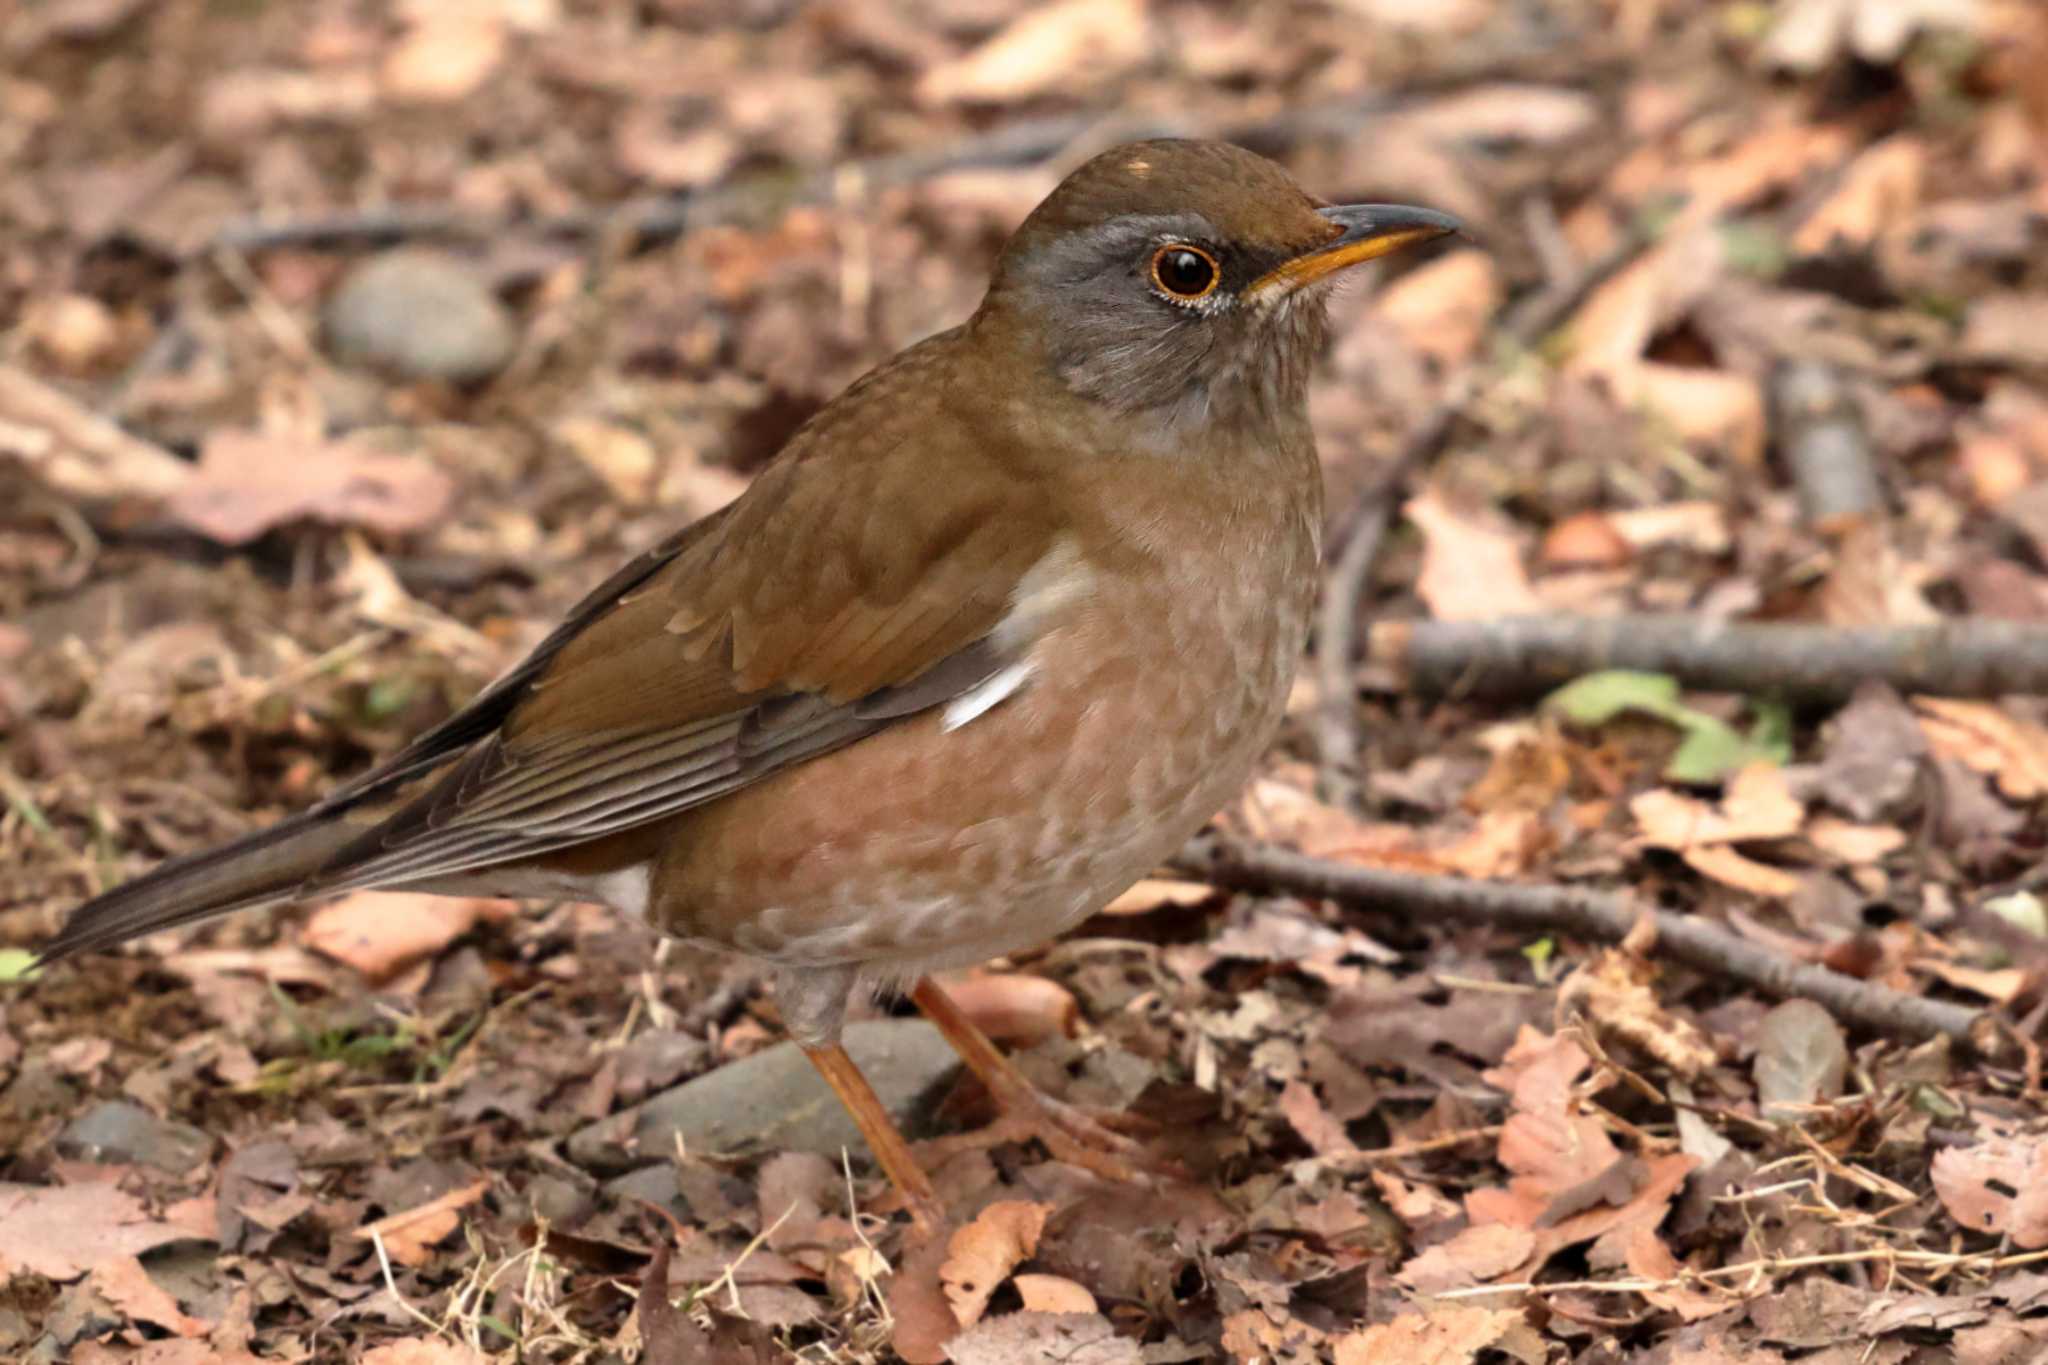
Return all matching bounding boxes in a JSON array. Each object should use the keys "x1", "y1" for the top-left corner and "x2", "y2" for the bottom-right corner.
[{"x1": 301, "y1": 342, "x2": 1067, "y2": 892}]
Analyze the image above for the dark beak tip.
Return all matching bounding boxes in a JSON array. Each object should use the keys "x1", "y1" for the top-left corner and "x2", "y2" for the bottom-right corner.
[{"x1": 1318, "y1": 202, "x2": 1466, "y2": 244}]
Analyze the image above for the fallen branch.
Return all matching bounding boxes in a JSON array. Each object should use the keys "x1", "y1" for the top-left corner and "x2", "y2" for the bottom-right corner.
[
  {"x1": 211, "y1": 100, "x2": 1421, "y2": 256},
  {"x1": 1364, "y1": 615, "x2": 2048, "y2": 702},
  {"x1": 0, "y1": 364, "x2": 193, "y2": 502},
  {"x1": 1174, "y1": 836, "x2": 1993, "y2": 1048},
  {"x1": 1314, "y1": 227, "x2": 1649, "y2": 807}
]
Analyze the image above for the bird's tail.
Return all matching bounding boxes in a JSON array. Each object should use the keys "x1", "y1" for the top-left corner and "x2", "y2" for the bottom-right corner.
[{"x1": 37, "y1": 812, "x2": 362, "y2": 964}]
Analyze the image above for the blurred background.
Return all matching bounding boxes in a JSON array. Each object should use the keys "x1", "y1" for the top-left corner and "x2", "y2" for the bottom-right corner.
[{"x1": 3, "y1": 1, "x2": 2048, "y2": 1360}]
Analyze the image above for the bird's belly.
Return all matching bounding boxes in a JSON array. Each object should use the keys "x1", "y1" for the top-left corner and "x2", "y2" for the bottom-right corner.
[{"x1": 647, "y1": 562, "x2": 1307, "y2": 972}]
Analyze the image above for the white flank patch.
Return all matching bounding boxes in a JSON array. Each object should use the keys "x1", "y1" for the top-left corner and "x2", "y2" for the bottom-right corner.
[
  {"x1": 591, "y1": 864, "x2": 652, "y2": 919},
  {"x1": 942, "y1": 660, "x2": 1036, "y2": 732}
]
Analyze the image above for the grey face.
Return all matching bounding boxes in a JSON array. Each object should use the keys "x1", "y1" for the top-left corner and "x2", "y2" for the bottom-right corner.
[{"x1": 999, "y1": 212, "x2": 1332, "y2": 427}]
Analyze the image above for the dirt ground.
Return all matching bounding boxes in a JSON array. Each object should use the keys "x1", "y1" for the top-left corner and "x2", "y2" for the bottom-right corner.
[{"x1": 5, "y1": 1, "x2": 2048, "y2": 1362}]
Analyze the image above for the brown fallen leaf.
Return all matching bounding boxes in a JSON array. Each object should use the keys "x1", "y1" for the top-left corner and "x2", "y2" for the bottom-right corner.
[
  {"x1": 1793, "y1": 135, "x2": 1926, "y2": 254},
  {"x1": 1373, "y1": 248, "x2": 1503, "y2": 368},
  {"x1": 1407, "y1": 487, "x2": 1544, "y2": 621},
  {"x1": 1625, "y1": 1227, "x2": 1733, "y2": 1323},
  {"x1": 1011, "y1": 1273, "x2": 1098, "y2": 1315},
  {"x1": 1557, "y1": 944, "x2": 1717, "y2": 1080},
  {"x1": 931, "y1": 970, "x2": 1078, "y2": 1046},
  {"x1": 1331, "y1": 1305, "x2": 1528, "y2": 1365},
  {"x1": 166, "y1": 428, "x2": 454, "y2": 546},
  {"x1": 0, "y1": 1183, "x2": 195, "y2": 1279},
  {"x1": 351, "y1": 1178, "x2": 490, "y2": 1267},
  {"x1": 1914, "y1": 697, "x2": 2048, "y2": 800},
  {"x1": 943, "y1": 1311, "x2": 1139, "y2": 1364},
  {"x1": 1279, "y1": 1079, "x2": 1362, "y2": 1159},
  {"x1": 1633, "y1": 764, "x2": 1806, "y2": 847},
  {"x1": 917, "y1": 0, "x2": 1148, "y2": 106},
  {"x1": 359, "y1": 1342, "x2": 492, "y2": 1365},
  {"x1": 940, "y1": 1201, "x2": 1052, "y2": 1330},
  {"x1": 300, "y1": 891, "x2": 514, "y2": 983},
  {"x1": 1918, "y1": 959, "x2": 2034, "y2": 1005},
  {"x1": 1101, "y1": 877, "x2": 1215, "y2": 915},
  {"x1": 1933, "y1": 1136, "x2": 2048, "y2": 1248},
  {"x1": 89, "y1": 1253, "x2": 212, "y2": 1337}
]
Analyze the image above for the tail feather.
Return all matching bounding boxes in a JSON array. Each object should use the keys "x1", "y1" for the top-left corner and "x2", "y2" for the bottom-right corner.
[{"x1": 37, "y1": 813, "x2": 362, "y2": 964}]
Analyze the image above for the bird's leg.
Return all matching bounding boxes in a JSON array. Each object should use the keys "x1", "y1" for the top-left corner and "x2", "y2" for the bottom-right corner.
[
  {"x1": 908, "y1": 976, "x2": 1159, "y2": 1185},
  {"x1": 801, "y1": 1042, "x2": 946, "y2": 1237}
]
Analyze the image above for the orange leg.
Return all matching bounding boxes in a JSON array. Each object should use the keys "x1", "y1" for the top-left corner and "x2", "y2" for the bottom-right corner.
[
  {"x1": 802, "y1": 1042, "x2": 945, "y2": 1237},
  {"x1": 909, "y1": 976, "x2": 1157, "y2": 1185}
]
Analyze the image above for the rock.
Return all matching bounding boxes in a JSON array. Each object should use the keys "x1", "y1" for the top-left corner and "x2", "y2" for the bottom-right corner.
[
  {"x1": 58, "y1": 1099, "x2": 209, "y2": 1173},
  {"x1": 325, "y1": 248, "x2": 516, "y2": 383},
  {"x1": 568, "y1": 1018, "x2": 960, "y2": 1172}
]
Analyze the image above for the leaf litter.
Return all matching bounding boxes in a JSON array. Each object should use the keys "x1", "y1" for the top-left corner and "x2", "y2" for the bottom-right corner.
[{"x1": 4, "y1": 0, "x2": 2048, "y2": 1360}]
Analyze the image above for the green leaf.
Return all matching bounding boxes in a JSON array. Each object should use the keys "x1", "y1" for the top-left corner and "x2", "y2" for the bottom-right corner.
[
  {"x1": 1667, "y1": 717, "x2": 1768, "y2": 784},
  {"x1": 0, "y1": 949, "x2": 41, "y2": 983},
  {"x1": 1544, "y1": 671, "x2": 1684, "y2": 726},
  {"x1": 1984, "y1": 892, "x2": 2047, "y2": 938}
]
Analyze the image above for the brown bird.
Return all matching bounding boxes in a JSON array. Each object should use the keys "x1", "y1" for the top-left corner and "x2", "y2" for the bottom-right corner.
[{"x1": 42, "y1": 140, "x2": 1456, "y2": 1231}]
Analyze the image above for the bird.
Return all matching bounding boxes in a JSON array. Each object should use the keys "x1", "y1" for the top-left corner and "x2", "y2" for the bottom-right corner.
[{"x1": 41, "y1": 139, "x2": 1457, "y2": 1233}]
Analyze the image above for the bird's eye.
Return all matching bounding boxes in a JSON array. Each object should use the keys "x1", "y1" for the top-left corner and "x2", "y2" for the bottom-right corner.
[{"x1": 1149, "y1": 245, "x2": 1219, "y2": 302}]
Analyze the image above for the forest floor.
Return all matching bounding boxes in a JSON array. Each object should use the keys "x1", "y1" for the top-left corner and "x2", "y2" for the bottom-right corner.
[{"x1": 4, "y1": 1, "x2": 2048, "y2": 1361}]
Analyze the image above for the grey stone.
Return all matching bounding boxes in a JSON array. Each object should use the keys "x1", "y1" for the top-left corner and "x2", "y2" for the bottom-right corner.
[
  {"x1": 325, "y1": 248, "x2": 516, "y2": 384},
  {"x1": 568, "y1": 1018, "x2": 960, "y2": 1172},
  {"x1": 57, "y1": 1099, "x2": 209, "y2": 1173}
]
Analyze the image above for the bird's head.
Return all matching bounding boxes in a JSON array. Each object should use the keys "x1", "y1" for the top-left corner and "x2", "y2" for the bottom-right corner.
[{"x1": 983, "y1": 139, "x2": 1459, "y2": 428}]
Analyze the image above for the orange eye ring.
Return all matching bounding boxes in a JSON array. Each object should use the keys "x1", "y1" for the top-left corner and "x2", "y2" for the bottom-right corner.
[{"x1": 1149, "y1": 244, "x2": 1220, "y2": 303}]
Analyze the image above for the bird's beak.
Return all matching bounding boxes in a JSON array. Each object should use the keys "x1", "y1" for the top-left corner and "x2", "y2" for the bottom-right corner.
[{"x1": 1248, "y1": 203, "x2": 1463, "y2": 299}]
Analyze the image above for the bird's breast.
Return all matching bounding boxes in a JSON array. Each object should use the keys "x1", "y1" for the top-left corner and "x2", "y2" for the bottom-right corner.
[{"x1": 645, "y1": 442, "x2": 1321, "y2": 971}]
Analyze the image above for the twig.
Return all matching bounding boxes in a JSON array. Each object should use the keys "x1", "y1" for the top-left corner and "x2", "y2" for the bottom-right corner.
[
  {"x1": 1314, "y1": 228, "x2": 1650, "y2": 807},
  {"x1": 207, "y1": 100, "x2": 1415, "y2": 257},
  {"x1": 0, "y1": 364, "x2": 193, "y2": 501},
  {"x1": 1437, "y1": 1243, "x2": 2048, "y2": 1300},
  {"x1": 1364, "y1": 615, "x2": 2048, "y2": 702},
  {"x1": 1174, "y1": 836, "x2": 1993, "y2": 1048},
  {"x1": 1329, "y1": 1123, "x2": 1504, "y2": 1166}
]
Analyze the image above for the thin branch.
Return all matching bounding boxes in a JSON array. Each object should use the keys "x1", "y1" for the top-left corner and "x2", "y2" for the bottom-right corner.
[
  {"x1": 209, "y1": 100, "x2": 1420, "y2": 257},
  {"x1": 1365, "y1": 615, "x2": 2048, "y2": 702},
  {"x1": 1174, "y1": 836, "x2": 1994, "y2": 1048}
]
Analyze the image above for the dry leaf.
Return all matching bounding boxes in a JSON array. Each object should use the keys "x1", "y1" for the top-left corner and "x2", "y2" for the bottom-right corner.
[
  {"x1": 1914, "y1": 698, "x2": 2048, "y2": 800},
  {"x1": 1374, "y1": 248, "x2": 1502, "y2": 368},
  {"x1": 167, "y1": 429, "x2": 454, "y2": 546},
  {"x1": 1558, "y1": 946, "x2": 1717, "y2": 1079},
  {"x1": 1278, "y1": 1079, "x2": 1362, "y2": 1158},
  {"x1": 0, "y1": 1184, "x2": 194, "y2": 1279},
  {"x1": 1332, "y1": 1305, "x2": 1528, "y2": 1365},
  {"x1": 1102, "y1": 877, "x2": 1215, "y2": 915},
  {"x1": 1011, "y1": 1274, "x2": 1098, "y2": 1315},
  {"x1": 1541, "y1": 511, "x2": 1634, "y2": 568},
  {"x1": 351, "y1": 1178, "x2": 490, "y2": 1267},
  {"x1": 918, "y1": 0, "x2": 1148, "y2": 105},
  {"x1": 89, "y1": 1254, "x2": 212, "y2": 1336},
  {"x1": 1396, "y1": 1223, "x2": 1540, "y2": 1293},
  {"x1": 1934, "y1": 1136, "x2": 2048, "y2": 1248},
  {"x1": 360, "y1": 1342, "x2": 492, "y2": 1365},
  {"x1": 1625, "y1": 1228, "x2": 1731, "y2": 1323},
  {"x1": 301, "y1": 891, "x2": 512, "y2": 983},
  {"x1": 1804, "y1": 815, "x2": 1907, "y2": 865},
  {"x1": 1793, "y1": 135, "x2": 1926, "y2": 253},
  {"x1": 928, "y1": 971, "x2": 1077, "y2": 1046},
  {"x1": 382, "y1": 16, "x2": 507, "y2": 102},
  {"x1": 1407, "y1": 487, "x2": 1543, "y2": 621},
  {"x1": 940, "y1": 1201, "x2": 1052, "y2": 1329},
  {"x1": 1631, "y1": 764, "x2": 1806, "y2": 849},
  {"x1": 1753, "y1": 999, "x2": 1849, "y2": 1118}
]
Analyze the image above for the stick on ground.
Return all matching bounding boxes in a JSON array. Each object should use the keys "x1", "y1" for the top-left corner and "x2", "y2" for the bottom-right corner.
[{"x1": 1175, "y1": 836, "x2": 1994, "y2": 1048}]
